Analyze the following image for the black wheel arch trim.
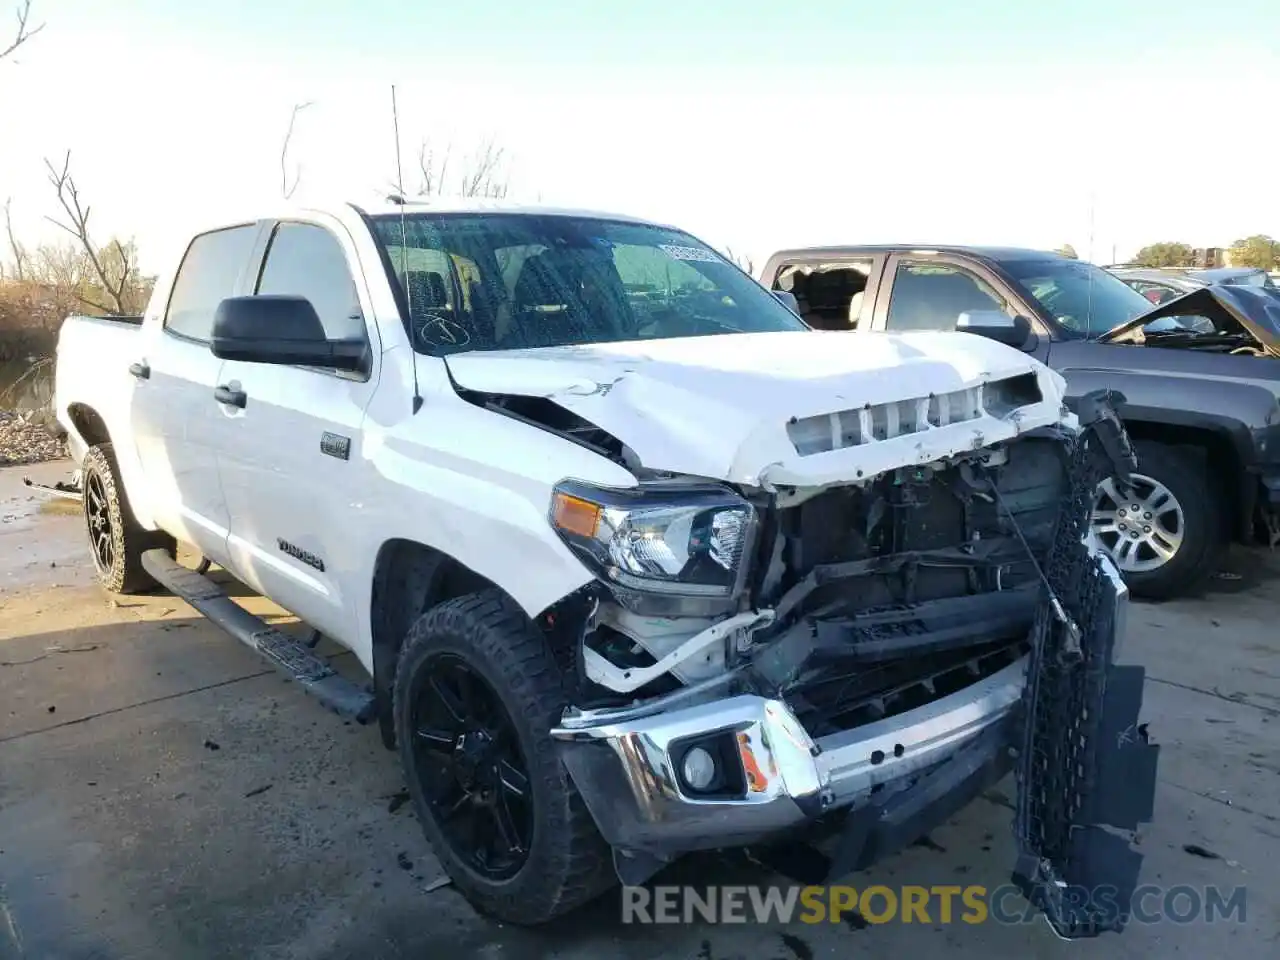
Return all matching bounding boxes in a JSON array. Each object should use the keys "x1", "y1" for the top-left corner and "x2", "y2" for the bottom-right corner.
[{"x1": 1063, "y1": 372, "x2": 1274, "y2": 542}]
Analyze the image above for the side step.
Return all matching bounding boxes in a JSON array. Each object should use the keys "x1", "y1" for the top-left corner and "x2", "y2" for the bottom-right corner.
[
  {"x1": 24, "y1": 470, "x2": 84, "y2": 501},
  {"x1": 141, "y1": 548, "x2": 375, "y2": 723}
]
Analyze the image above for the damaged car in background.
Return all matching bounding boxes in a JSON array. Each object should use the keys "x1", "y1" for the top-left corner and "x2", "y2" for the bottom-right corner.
[
  {"x1": 52, "y1": 202, "x2": 1157, "y2": 937},
  {"x1": 762, "y1": 246, "x2": 1280, "y2": 599}
]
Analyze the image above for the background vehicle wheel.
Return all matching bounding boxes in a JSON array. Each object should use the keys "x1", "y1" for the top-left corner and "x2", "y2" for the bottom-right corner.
[
  {"x1": 393, "y1": 589, "x2": 613, "y2": 925},
  {"x1": 1090, "y1": 440, "x2": 1225, "y2": 600},
  {"x1": 81, "y1": 443, "x2": 175, "y2": 594}
]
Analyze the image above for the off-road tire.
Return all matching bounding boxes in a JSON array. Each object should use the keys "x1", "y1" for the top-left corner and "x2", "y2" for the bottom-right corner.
[
  {"x1": 1121, "y1": 440, "x2": 1226, "y2": 600},
  {"x1": 393, "y1": 589, "x2": 614, "y2": 924},
  {"x1": 81, "y1": 443, "x2": 175, "y2": 594}
]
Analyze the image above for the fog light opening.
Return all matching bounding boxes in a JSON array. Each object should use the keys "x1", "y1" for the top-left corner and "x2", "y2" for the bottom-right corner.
[{"x1": 671, "y1": 731, "x2": 748, "y2": 798}]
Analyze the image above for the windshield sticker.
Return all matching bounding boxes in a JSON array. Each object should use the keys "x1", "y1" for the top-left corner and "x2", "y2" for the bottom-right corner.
[{"x1": 659, "y1": 244, "x2": 723, "y2": 264}]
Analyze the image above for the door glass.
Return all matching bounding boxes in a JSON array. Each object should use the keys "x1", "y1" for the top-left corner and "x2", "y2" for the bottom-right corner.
[
  {"x1": 772, "y1": 260, "x2": 876, "y2": 330},
  {"x1": 886, "y1": 261, "x2": 1009, "y2": 332},
  {"x1": 164, "y1": 225, "x2": 258, "y2": 341},
  {"x1": 255, "y1": 223, "x2": 365, "y2": 340}
]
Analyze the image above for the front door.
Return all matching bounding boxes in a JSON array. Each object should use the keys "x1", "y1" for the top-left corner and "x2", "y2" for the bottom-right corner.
[
  {"x1": 214, "y1": 218, "x2": 380, "y2": 642},
  {"x1": 871, "y1": 254, "x2": 1052, "y2": 364},
  {"x1": 130, "y1": 224, "x2": 262, "y2": 565}
]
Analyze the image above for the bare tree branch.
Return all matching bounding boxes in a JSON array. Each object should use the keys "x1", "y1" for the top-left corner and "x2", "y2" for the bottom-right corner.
[
  {"x1": 3, "y1": 197, "x2": 26, "y2": 281},
  {"x1": 70, "y1": 290, "x2": 113, "y2": 313},
  {"x1": 416, "y1": 141, "x2": 454, "y2": 198},
  {"x1": 1, "y1": 0, "x2": 43, "y2": 62},
  {"x1": 412, "y1": 136, "x2": 509, "y2": 200},
  {"x1": 42, "y1": 150, "x2": 133, "y2": 314},
  {"x1": 279, "y1": 101, "x2": 313, "y2": 200},
  {"x1": 459, "y1": 139, "x2": 507, "y2": 199},
  {"x1": 723, "y1": 246, "x2": 754, "y2": 276}
]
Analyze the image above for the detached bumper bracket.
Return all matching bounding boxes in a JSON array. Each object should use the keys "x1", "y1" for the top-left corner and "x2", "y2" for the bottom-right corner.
[{"x1": 1012, "y1": 397, "x2": 1160, "y2": 940}]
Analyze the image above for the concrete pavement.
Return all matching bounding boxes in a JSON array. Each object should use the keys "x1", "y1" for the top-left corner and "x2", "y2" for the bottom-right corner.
[{"x1": 1, "y1": 461, "x2": 1277, "y2": 959}]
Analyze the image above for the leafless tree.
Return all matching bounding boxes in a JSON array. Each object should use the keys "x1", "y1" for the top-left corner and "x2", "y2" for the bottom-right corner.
[
  {"x1": 1, "y1": 0, "x2": 42, "y2": 63},
  {"x1": 42, "y1": 151, "x2": 135, "y2": 314},
  {"x1": 280, "y1": 101, "x2": 313, "y2": 200},
  {"x1": 457, "y1": 139, "x2": 508, "y2": 199},
  {"x1": 411, "y1": 137, "x2": 509, "y2": 200},
  {"x1": 416, "y1": 141, "x2": 452, "y2": 197},
  {"x1": 3, "y1": 198, "x2": 26, "y2": 281},
  {"x1": 723, "y1": 246, "x2": 755, "y2": 276}
]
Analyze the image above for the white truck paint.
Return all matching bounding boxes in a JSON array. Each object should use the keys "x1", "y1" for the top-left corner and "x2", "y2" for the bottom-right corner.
[{"x1": 52, "y1": 200, "x2": 1137, "y2": 929}]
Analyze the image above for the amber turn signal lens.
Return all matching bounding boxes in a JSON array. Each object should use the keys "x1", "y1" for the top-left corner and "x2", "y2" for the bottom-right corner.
[{"x1": 552, "y1": 492, "x2": 601, "y2": 538}]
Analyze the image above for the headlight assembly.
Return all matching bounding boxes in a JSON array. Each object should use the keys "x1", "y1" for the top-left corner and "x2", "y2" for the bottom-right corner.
[{"x1": 549, "y1": 479, "x2": 758, "y2": 616}]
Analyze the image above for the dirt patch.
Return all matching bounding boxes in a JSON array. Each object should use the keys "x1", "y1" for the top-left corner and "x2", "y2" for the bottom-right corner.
[
  {"x1": 0, "y1": 409, "x2": 65, "y2": 467},
  {"x1": 39, "y1": 497, "x2": 81, "y2": 516}
]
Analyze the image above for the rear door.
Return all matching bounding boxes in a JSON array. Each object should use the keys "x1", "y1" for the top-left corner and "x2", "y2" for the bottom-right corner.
[
  {"x1": 129, "y1": 224, "x2": 262, "y2": 564},
  {"x1": 869, "y1": 253, "x2": 1052, "y2": 363},
  {"x1": 213, "y1": 217, "x2": 381, "y2": 642}
]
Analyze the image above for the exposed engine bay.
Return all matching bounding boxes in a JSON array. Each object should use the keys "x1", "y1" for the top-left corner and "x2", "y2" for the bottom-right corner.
[
  {"x1": 544, "y1": 387, "x2": 1157, "y2": 939},
  {"x1": 1100, "y1": 283, "x2": 1280, "y2": 358},
  {"x1": 573, "y1": 433, "x2": 1063, "y2": 721}
]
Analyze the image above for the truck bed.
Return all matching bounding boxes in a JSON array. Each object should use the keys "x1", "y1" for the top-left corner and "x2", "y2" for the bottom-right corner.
[{"x1": 54, "y1": 314, "x2": 146, "y2": 463}]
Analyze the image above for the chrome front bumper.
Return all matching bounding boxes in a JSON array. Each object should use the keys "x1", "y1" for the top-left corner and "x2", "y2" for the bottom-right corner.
[{"x1": 551, "y1": 656, "x2": 1027, "y2": 860}]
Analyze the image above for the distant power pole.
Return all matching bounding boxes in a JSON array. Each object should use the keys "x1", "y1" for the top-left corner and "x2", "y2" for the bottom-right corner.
[
  {"x1": 1087, "y1": 192, "x2": 1096, "y2": 262},
  {"x1": 1111, "y1": 244, "x2": 1117, "y2": 264}
]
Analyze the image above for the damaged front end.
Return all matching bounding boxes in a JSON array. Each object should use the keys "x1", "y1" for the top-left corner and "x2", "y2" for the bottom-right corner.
[{"x1": 547, "y1": 390, "x2": 1157, "y2": 939}]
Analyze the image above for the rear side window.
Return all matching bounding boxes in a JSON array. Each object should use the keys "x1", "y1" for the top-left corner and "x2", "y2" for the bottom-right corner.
[
  {"x1": 255, "y1": 222, "x2": 365, "y2": 340},
  {"x1": 164, "y1": 225, "x2": 257, "y2": 341}
]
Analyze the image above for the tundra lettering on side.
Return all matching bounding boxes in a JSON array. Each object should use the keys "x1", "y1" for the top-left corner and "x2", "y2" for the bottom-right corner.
[{"x1": 54, "y1": 201, "x2": 1158, "y2": 936}]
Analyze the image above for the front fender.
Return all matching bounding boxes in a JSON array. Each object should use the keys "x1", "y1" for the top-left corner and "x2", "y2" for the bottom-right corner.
[
  {"x1": 346, "y1": 390, "x2": 639, "y2": 671},
  {"x1": 1059, "y1": 366, "x2": 1271, "y2": 463}
]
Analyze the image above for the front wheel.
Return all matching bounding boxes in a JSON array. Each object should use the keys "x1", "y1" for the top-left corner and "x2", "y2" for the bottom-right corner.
[
  {"x1": 1090, "y1": 440, "x2": 1226, "y2": 600},
  {"x1": 392, "y1": 590, "x2": 613, "y2": 924}
]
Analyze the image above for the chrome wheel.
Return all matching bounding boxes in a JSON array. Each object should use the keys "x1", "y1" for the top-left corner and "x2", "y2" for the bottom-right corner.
[{"x1": 1091, "y1": 473, "x2": 1184, "y2": 573}]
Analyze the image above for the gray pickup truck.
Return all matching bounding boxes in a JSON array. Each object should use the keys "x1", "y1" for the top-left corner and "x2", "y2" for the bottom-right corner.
[{"x1": 761, "y1": 246, "x2": 1280, "y2": 599}]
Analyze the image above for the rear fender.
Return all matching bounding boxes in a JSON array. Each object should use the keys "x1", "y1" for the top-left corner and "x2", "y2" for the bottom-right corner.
[{"x1": 63, "y1": 401, "x2": 160, "y2": 531}]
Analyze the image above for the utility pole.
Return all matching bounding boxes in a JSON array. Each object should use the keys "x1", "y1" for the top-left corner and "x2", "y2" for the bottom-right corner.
[{"x1": 1087, "y1": 192, "x2": 1096, "y2": 262}]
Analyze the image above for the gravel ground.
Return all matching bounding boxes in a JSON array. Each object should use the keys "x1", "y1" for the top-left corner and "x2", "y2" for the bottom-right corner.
[{"x1": 0, "y1": 409, "x2": 66, "y2": 466}]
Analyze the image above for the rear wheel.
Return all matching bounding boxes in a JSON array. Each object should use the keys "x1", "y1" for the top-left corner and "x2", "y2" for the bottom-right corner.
[
  {"x1": 1090, "y1": 441, "x2": 1225, "y2": 600},
  {"x1": 82, "y1": 443, "x2": 174, "y2": 594},
  {"x1": 392, "y1": 590, "x2": 613, "y2": 924}
]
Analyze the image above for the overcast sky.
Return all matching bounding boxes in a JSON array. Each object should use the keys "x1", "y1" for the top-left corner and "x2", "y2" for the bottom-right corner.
[{"x1": 2, "y1": 0, "x2": 1277, "y2": 273}]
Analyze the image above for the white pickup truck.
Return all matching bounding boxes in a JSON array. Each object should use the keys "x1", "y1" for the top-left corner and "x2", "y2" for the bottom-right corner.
[{"x1": 53, "y1": 200, "x2": 1157, "y2": 935}]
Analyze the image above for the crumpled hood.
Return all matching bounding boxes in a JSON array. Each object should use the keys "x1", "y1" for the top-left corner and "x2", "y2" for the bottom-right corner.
[
  {"x1": 445, "y1": 330, "x2": 1070, "y2": 488},
  {"x1": 1099, "y1": 284, "x2": 1280, "y2": 356}
]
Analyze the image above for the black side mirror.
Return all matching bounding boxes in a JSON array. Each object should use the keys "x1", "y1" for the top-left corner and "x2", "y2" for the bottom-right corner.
[
  {"x1": 955, "y1": 310, "x2": 1035, "y2": 350},
  {"x1": 773, "y1": 290, "x2": 800, "y2": 315},
  {"x1": 211, "y1": 296, "x2": 366, "y2": 371}
]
